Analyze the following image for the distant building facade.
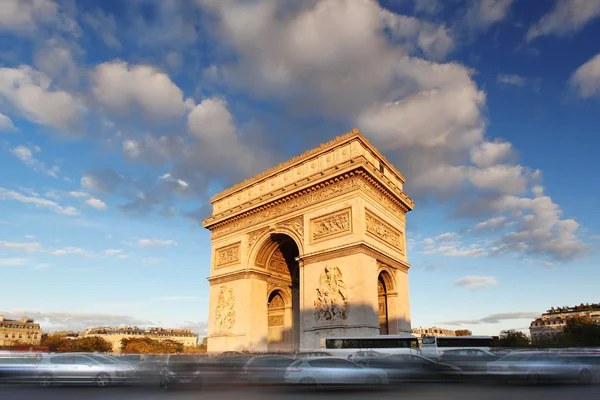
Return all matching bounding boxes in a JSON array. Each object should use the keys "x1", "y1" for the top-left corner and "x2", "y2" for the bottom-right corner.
[
  {"x1": 51, "y1": 331, "x2": 81, "y2": 340},
  {"x1": 411, "y1": 327, "x2": 456, "y2": 338},
  {"x1": 0, "y1": 315, "x2": 42, "y2": 346},
  {"x1": 529, "y1": 303, "x2": 600, "y2": 344},
  {"x1": 83, "y1": 326, "x2": 198, "y2": 353}
]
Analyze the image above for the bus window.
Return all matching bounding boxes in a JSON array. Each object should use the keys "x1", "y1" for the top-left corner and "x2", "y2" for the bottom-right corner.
[{"x1": 422, "y1": 337, "x2": 436, "y2": 345}]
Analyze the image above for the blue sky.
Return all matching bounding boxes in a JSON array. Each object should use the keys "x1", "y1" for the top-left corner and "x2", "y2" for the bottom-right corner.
[{"x1": 1, "y1": 0, "x2": 600, "y2": 338}]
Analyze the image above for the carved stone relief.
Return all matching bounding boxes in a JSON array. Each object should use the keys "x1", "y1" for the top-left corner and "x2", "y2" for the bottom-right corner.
[
  {"x1": 269, "y1": 293, "x2": 285, "y2": 308},
  {"x1": 214, "y1": 286, "x2": 235, "y2": 331},
  {"x1": 311, "y1": 208, "x2": 352, "y2": 242},
  {"x1": 268, "y1": 315, "x2": 284, "y2": 326},
  {"x1": 365, "y1": 210, "x2": 404, "y2": 252},
  {"x1": 215, "y1": 243, "x2": 241, "y2": 267},
  {"x1": 277, "y1": 216, "x2": 304, "y2": 241},
  {"x1": 314, "y1": 266, "x2": 349, "y2": 323},
  {"x1": 247, "y1": 228, "x2": 268, "y2": 250}
]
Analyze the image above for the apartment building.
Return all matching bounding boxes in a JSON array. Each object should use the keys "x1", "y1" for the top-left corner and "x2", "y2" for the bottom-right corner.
[
  {"x1": 84, "y1": 326, "x2": 198, "y2": 353},
  {"x1": 0, "y1": 315, "x2": 42, "y2": 346},
  {"x1": 530, "y1": 303, "x2": 600, "y2": 344}
]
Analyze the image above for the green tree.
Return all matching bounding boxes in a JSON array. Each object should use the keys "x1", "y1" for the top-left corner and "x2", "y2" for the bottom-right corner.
[
  {"x1": 496, "y1": 329, "x2": 530, "y2": 347},
  {"x1": 71, "y1": 336, "x2": 113, "y2": 353},
  {"x1": 560, "y1": 316, "x2": 600, "y2": 347},
  {"x1": 454, "y1": 330, "x2": 472, "y2": 336}
]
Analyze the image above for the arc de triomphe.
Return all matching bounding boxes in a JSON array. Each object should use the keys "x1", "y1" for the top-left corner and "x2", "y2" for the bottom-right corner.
[{"x1": 202, "y1": 129, "x2": 414, "y2": 352}]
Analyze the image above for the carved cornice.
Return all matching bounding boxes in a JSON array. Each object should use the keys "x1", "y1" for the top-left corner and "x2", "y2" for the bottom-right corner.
[
  {"x1": 300, "y1": 242, "x2": 410, "y2": 273},
  {"x1": 206, "y1": 169, "x2": 412, "y2": 239},
  {"x1": 208, "y1": 269, "x2": 270, "y2": 286},
  {"x1": 211, "y1": 128, "x2": 406, "y2": 203}
]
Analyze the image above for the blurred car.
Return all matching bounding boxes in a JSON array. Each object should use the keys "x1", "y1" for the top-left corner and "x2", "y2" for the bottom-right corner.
[
  {"x1": 36, "y1": 353, "x2": 135, "y2": 387},
  {"x1": 293, "y1": 351, "x2": 334, "y2": 360},
  {"x1": 486, "y1": 351, "x2": 594, "y2": 384},
  {"x1": 0, "y1": 352, "x2": 43, "y2": 384},
  {"x1": 284, "y1": 357, "x2": 389, "y2": 386},
  {"x1": 159, "y1": 354, "x2": 203, "y2": 390},
  {"x1": 347, "y1": 350, "x2": 388, "y2": 366},
  {"x1": 438, "y1": 349, "x2": 499, "y2": 374},
  {"x1": 239, "y1": 355, "x2": 295, "y2": 383},
  {"x1": 366, "y1": 354, "x2": 462, "y2": 383}
]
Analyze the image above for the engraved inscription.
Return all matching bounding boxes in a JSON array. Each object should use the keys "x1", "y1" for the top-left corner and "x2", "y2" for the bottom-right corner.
[
  {"x1": 214, "y1": 286, "x2": 235, "y2": 331},
  {"x1": 216, "y1": 243, "x2": 241, "y2": 267},
  {"x1": 365, "y1": 210, "x2": 404, "y2": 252},
  {"x1": 315, "y1": 266, "x2": 349, "y2": 323},
  {"x1": 311, "y1": 208, "x2": 351, "y2": 242}
]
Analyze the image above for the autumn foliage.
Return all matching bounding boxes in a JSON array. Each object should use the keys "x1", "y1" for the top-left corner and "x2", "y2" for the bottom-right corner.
[
  {"x1": 41, "y1": 334, "x2": 112, "y2": 353},
  {"x1": 120, "y1": 337, "x2": 184, "y2": 354}
]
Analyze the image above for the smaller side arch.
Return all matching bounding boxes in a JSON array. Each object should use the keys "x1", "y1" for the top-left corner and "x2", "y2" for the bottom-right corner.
[{"x1": 377, "y1": 265, "x2": 397, "y2": 295}]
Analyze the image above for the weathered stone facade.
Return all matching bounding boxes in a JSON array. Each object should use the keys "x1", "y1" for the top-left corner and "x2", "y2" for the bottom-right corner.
[{"x1": 203, "y1": 129, "x2": 414, "y2": 352}]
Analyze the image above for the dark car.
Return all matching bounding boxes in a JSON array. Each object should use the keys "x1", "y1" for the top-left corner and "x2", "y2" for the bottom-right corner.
[
  {"x1": 159, "y1": 355, "x2": 202, "y2": 390},
  {"x1": 367, "y1": 354, "x2": 462, "y2": 383},
  {"x1": 438, "y1": 349, "x2": 500, "y2": 375},
  {"x1": 239, "y1": 356, "x2": 295, "y2": 383}
]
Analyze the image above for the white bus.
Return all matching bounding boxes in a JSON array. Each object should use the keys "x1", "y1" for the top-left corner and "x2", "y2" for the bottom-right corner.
[
  {"x1": 321, "y1": 334, "x2": 420, "y2": 358},
  {"x1": 420, "y1": 335, "x2": 496, "y2": 359}
]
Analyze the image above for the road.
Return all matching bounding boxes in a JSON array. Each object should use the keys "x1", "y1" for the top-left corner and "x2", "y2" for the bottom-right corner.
[{"x1": 1, "y1": 383, "x2": 599, "y2": 400}]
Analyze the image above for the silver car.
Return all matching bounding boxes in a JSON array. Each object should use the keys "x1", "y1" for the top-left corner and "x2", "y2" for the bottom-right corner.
[
  {"x1": 36, "y1": 353, "x2": 136, "y2": 387},
  {"x1": 486, "y1": 351, "x2": 593, "y2": 384},
  {"x1": 284, "y1": 357, "x2": 389, "y2": 386}
]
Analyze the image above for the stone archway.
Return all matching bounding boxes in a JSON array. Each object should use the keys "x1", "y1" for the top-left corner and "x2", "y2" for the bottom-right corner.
[
  {"x1": 261, "y1": 234, "x2": 300, "y2": 351},
  {"x1": 378, "y1": 271, "x2": 392, "y2": 335},
  {"x1": 203, "y1": 130, "x2": 414, "y2": 353}
]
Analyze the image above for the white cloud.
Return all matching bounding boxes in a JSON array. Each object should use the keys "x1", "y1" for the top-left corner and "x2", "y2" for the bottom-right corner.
[
  {"x1": 81, "y1": 8, "x2": 121, "y2": 49},
  {"x1": 24, "y1": 235, "x2": 35, "y2": 239},
  {"x1": 50, "y1": 247, "x2": 94, "y2": 257},
  {"x1": 137, "y1": 239, "x2": 177, "y2": 248},
  {"x1": 84, "y1": 198, "x2": 107, "y2": 211},
  {"x1": 570, "y1": 53, "x2": 600, "y2": 98},
  {"x1": 116, "y1": 254, "x2": 129, "y2": 259},
  {"x1": 0, "y1": 113, "x2": 16, "y2": 131},
  {"x1": 104, "y1": 249, "x2": 122, "y2": 256},
  {"x1": 439, "y1": 311, "x2": 539, "y2": 326},
  {"x1": 0, "y1": 187, "x2": 78, "y2": 216},
  {"x1": 0, "y1": 257, "x2": 30, "y2": 267},
  {"x1": 0, "y1": 241, "x2": 41, "y2": 253},
  {"x1": 10, "y1": 145, "x2": 59, "y2": 177},
  {"x1": 91, "y1": 61, "x2": 186, "y2": 118},
  {"x1": 0, "y1": 65, "x2": 79, "y2": 130},
  {"x1": 467, "y1": 164, "x2": 530, "y2": 195},
  {"x1": 0, "y1": 310, "x2": 155, "y2": 333},
  {"x1": 0, "y1": 0, "x2": 58, "y2": 34},
  {"x1": 473, "y1": 216, "x2": 510, "y2": 232},
  {"x1": 422, "y1": 235, "x2": 489, "y2": 257},
  {"x1": 464, "y1": 0, "x2": 513, "y2": 31},
  {"x1": 526, "y1": 0, "x2": 600, "y2": 41},
  {"x1": 496, "y1": 74, "x2": 527, "y2": 86},
  {"x1": 143, "y1": 257, "x2": 164, "y2": 264},
  {"x1": 68, "y1": 191, "x2": 89, "y2": 198},
  {"x1": 436, "y1": 232, "x2": 460, "y2": 241},
  {"x1": 470, "y1": 140, "x2": 514, "y2": 168},
  {"x1": 454, "y1": 275, "x2": 497, "y2": 289}
]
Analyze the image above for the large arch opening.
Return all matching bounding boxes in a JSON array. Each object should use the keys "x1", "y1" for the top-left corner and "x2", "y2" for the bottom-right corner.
[
  {"x1": 378, "y1": 271, "x2": 393, "y2": 335},
  {"x1": 262, "y1": 233, "x2": 300, "y2": 351}
]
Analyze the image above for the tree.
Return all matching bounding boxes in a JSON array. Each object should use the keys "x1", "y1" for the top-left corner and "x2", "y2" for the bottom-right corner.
[
  {"x1": 41, "y1": 334, "x2": 71, "y2": 352},
  {"x1": 454, "y1": 330, "x2": 472, "y2": 336},
  {"x1": 71, "y1": 337, "x2": 113, "y2": 353},
  {"x1": 121, "y1": 337, "x2": 184, "y2": 354},
  {"x1": 496, "y1": 329, "x2": 530, "y2": 347},
  {"x1": 560, "y1": 316, "x2": 600, "y2": 347}
]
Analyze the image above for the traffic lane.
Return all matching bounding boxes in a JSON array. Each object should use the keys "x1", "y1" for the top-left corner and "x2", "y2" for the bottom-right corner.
[{"x1": 1, "y1": 383, "x2": 600, "y2": 400}]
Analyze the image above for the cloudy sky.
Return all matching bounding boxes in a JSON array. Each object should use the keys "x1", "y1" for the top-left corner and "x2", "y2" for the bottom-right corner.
[{"x1": 1, "y1": 0, "x2": 599, "y2": 339}]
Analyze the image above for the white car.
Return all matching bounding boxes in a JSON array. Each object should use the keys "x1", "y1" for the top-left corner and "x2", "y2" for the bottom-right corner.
[{"x1": 284, "y1": 357, "x2": 389, "y2": 386}]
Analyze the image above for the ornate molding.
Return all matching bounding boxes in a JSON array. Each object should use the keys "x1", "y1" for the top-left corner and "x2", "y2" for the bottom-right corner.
[
  {"x1": 268, "y1": 315, "x2": 284, "y2": 326},
  {"x1": 277, "y1": 216, "x2": 304, "y2": 242},
  {"x1": 208, "y1": 269, "x2": 269, "y2": 286},
  {"x1": 300, "y1": 242, "x2": 410, "y2": 273},
  {"x1": 311, "y1": 207, "x2": 352, "y2": 243},
  {"x1": 247, "y1": 227, "x2": 268, "y2": 250},
  {"x1": 214, "y1": 286, "x2": 235, "y2": 331},
  {"x1": 365, "y1": 209, "x2": 404, "y2": 253},
  {"x1": 215, "y1": 243, "x2": 241, "y2": 267},
  {"x1": 315, "y1": 266, "x2": 349, "y2": 323},
  {"x1": 210, "y1": 173, "x2": 362, "y2": 238}
]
